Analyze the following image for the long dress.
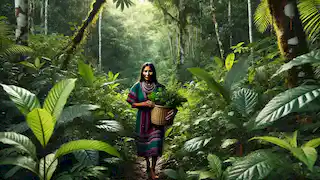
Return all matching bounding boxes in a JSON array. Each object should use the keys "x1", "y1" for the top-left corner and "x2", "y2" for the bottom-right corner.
[{"x1": 127, "y1": 82, "x2": 165, "y2": 157}]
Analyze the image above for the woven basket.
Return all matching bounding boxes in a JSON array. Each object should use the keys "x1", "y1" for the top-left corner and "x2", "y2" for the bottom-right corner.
[{"x1": 151, "y1": 105, "x2": 173, "y2": 126}]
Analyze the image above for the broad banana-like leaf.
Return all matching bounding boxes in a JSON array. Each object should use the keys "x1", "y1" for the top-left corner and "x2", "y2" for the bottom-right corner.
[
  {"x1": 0, "y1": 132, "x2": 37, "y2": 159},
  {"x1": 291, "y1": 147, "x2": 317, "y2": 172},
  {"x1": 78, "y1": 60, "x2": 95, "y2": 86},
  {"x1": 224, "y1": 57, "x2": 249, "y2": 93},
  {"x1": 225, "y1": 150, "x2": 283, "y2": 180},
  {"x1": 225, "y1": 53, "x2": 235, "y2": 71},
  {"x1": 250, "y1": 85, "x2": 320, "y2": 130},
  {"x1": 39, "y1": 153, "x2": 58, "y2": 180},
  {"x1": 188, "y1": 67, "x2": 230, "y2": 103},
  {"x1": 26, "y1": 108, "x2": 54, "y2": 147},
  {"x1": 0, "y1": 156, "x2": 38, "y2": 175},
  {"x1": 0, "y1": 84, "x2": 40, "y2": 115},
  {"x1": 43, "y1": 78, "x2": 77, "y2": 122},
  {"x1": 55, "y1": 140, "x2": 120, "y2": 160},
  {"x1": 232, "y1": 88, "x2": 258, "y2": 117},
  {"x1": 207, "y1": 154, "x2": 222, "y2": 178},
  {"x1": 303, "y1": 138, "x2": 320, "y2": 148},
  {"x1": 184, "y1": 136, "x2": 212, "y2": 152},
  {"x1": 96, "y1": 120, "x2": 123, "y2": 132},
  {"x1": 272, "y1": 50, "x2": 320, "y2": 78},
  {"x1": 57, "y1": 104, "x2": 100, "y2": 127},
  {"x1": 249, "y1": 136, "x2": 292, "y2": 151}
]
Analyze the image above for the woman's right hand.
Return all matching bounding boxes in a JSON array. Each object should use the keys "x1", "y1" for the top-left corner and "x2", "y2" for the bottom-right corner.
[{"x1": 143, "y1": 100, "x2": 154, "y2": 108}]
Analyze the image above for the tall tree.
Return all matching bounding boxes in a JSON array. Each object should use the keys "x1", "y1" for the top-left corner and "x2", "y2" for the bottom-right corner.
[
  {"x1": 228, "y1": 0, "x2": 232, "y2": 46},
  {"x1": 98, "y1": 9, "x2": 103, "y2": 71},
  {"x1": 247, "y1": 0, "x2": 253, "y2": 44},
  {"x1": 44, "y1": 0, "x2": 48, "y2": 34},
  {"x1": 268, "y1": 0, "x2": 313, "y2": 87}
]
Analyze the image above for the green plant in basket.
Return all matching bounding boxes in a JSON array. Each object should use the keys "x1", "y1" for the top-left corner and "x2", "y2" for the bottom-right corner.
[{"x1": 148, "y1": 87, "x2": 187, "y2": 108}]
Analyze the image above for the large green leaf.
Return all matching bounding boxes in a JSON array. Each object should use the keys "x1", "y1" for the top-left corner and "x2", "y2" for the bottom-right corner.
[
  {"x1": 249, "y1": 136, "x2": 292, "y2": 151},
  {"x1": 225, "y1": 150, "x2": 283, "y2": 180},
  {"x1": 96, "y1": 120, "x2": 123, "y2": 132},
  {"x1": 78, "y1": 60, "x2": 95, "y2": 86},
  {"x1": 26, "y1": 108, "x2": 55, "y2": 147},
  {"x1": 225, "y1": 53, "x2": 235, "y2": 71},
  {"x1": 303, "y1": 138, "x2": 320, "y2": 148},
  {"x1": 39, "y1": 153, "x2": 58, "y2": 180},
  {"x1": 73, "y1": 150, "x2": 99, "y2": 166},
  {"x1": 188, "y1": 67, "x2": 230, "y2": 103},
  {"x1": 207, "y1": 154, "x2": 222, "y2": 178},
  {"x1": 254, "y1": 0, "x2": 272, "y2": 33},
  {"x1": 57, "y1": 104, "x2": 100, "y2": 127},
  {"x1": 163, "y1": 169, "x2": 178, "y2": 179},
  {"x1": 43, "y1": 78, "x2": 77, "y2": 122},
  {"x1": 221, "y1": 139, "x2": 239, "y2": 149},
  {"x1": 224, "y1": 57, "x2": 249, "y2": 93},
  {"x1": 251, "y1": 85, "x2": 320, "y2": 130},
  {"x1": 0, "y1": 156, "x2": 38, "y2": 175},
  {"x1": 285, "y1": 131, "x2": 298, "y2": 148},
  {"x1": 272, "y1": 50, "x2": 320, "y2": 78},
  {"x1": 0, "y1": 132, "x2": 37, "y2": 159},
  {"x1": 291, "y1": 147, "x2": 317, "y2": 172},
  {"x1": 55, "y1": 140, "x2": 120, "y2": 160},
  {"x1": 232, "y1": 88, "x2": 258, "y2": 117},
  {"x1": 0, "y1": 84, "x2": 40, "y2": 115},
  {"x1": 184, "y1": 136, "x2": 212, "y2": 152}
]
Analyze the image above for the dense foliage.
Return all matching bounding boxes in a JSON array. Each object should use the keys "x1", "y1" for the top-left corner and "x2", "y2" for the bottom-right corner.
[{"x1": 1, "y1": 0, "x2": 320, "y2": 179}]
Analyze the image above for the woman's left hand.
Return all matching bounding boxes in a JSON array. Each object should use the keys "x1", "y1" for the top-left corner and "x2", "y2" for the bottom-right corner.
[{"x1": 165, "y1": 109, "x2": 178, "y2": 121}]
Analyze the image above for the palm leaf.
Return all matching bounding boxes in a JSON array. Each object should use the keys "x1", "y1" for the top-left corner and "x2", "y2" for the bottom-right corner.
[
  {"x1": 250, "y1": 85, "x2": 320, "y2": 130},
  {"x1": 43, "y1": 78, "x2": 77, "y2": 122},
  {"x1": 55, "y1": 140, "x2": 120, "y2": 160},
  {"x1": 254, "y1": 0, "x2": 272, "y2": 33},
  {"x1": 0, "y1": 156, "x2": 38, "y2": 175},
  {"x1": 0, "y1": 132, "x2": 37, "y2": 159},
  {"x1": 1, "y1": 45, "x2": 34, "y2": 59},
  {"x1": 298, "y1": 0, "x2": 320, "y2": 40},
  {"x1": 0, "y1": 84, "x2": 40, "y2": 116},
  {"x1": 26, "y1": 108, "x2": 55, "y2": 147}
]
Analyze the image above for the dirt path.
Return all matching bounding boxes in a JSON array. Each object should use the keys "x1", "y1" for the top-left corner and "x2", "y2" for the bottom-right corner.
[{"x1": 113, "y1": 156, "x2": 165, "y2": 180}]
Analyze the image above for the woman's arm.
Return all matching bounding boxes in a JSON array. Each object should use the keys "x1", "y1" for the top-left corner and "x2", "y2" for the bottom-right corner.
[{"x1": 133, "y1": 100, "x2": 154, "y2": 108}]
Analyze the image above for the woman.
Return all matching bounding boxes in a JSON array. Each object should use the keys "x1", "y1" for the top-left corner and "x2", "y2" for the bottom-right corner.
[{"x1": 127, "y1": 62, "x2": 176, "y2": 180}]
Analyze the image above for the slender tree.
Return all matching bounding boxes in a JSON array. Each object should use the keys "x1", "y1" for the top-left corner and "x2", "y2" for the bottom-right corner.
[
  {"x1": 98, "y1": 9, "x2": 103, "y2": 71},
  {"x1": 211, "y1": 0, "x2": 224, "y2": 59},
  {"x1": 228, "y1": 0, "x2": 232, "y2": 46},
  {"x1": 44, "y1": 0, "x2": 48, "y2": 34}
]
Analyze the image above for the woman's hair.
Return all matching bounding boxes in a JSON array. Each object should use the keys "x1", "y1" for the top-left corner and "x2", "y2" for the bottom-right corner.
[{"x1": 139, "y1": 62, "x2": 158, "y2": 84}]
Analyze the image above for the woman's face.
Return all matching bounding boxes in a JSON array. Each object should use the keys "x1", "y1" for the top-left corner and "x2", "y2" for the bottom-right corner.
[{"x1": 143, "y1": 66, "x2": 153, "y2": 81}]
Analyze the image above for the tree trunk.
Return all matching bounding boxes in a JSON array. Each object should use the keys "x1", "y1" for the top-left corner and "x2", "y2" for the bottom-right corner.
[
  {"x1": 61, "y1": 0, "x2": 106, "y2": 70},
  {"x1": 268, "y1": 0, "x2": 313, "y2": 88},
  {"x1": 228, "y1": 0, "x2": 232, "y2": 46},
  {"x1": 40, "y1": 0, "x2": 43, "y2": 33},
  {"x1": 211, "y1": 0, "x2": 224, "y2": 59},
  {"x1": 15, "y1": 0, "x2": 28, "y2": 46},
  {"x1": 248, "y1": 0, "x2": 253, "y2": 44},
  {"x1": 178, "y1": 0, "x2": 185, "y2": 65},
  {"x1": 28, "y1": 0, "x2": 34, "y2": 34},
  {"x1": 167, "y1": 31, "x2": 174, "y2": 63},
  {"x1": 44, "y1": 0, "x2": 48, "y2": 35},
  {"x1": 98, "y1": 10, "x2": 102, "y2": 71}
]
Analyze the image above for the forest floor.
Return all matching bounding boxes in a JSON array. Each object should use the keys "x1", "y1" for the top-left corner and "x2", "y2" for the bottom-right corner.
[{"x1": 113, "y1": 156, "x2": 165, "y2": 180}]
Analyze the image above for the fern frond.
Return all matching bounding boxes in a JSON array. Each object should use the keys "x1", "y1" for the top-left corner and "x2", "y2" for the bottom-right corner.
[
  {"x1": 298, "y1": 0, "x2": 320, "y2": 41},
  {"x1": 254, "y1": 0, "x2": 272, "y2": 33},
  {"x1": 1, "y1": 45, "x2": 34, "y2": 59}
]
